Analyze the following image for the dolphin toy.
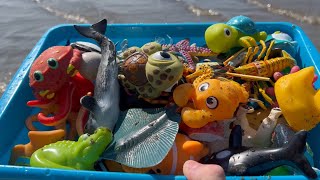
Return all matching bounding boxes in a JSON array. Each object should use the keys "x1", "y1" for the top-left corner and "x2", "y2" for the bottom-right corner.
[
  {"x1": 200, "y1": 125, "x2": 317, "y2": 178},
  {"x1": 74, "y1": 19, "x2": 120, "y2": 133}
]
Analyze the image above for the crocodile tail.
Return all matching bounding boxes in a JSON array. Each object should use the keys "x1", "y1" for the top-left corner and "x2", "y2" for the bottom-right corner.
[{"x1": 30, "y1": 148, "x2": 75, "y2": 170}]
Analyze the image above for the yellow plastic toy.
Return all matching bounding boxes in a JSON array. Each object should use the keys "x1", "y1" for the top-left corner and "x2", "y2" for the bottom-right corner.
[
  {"x1": 173, "y1": 79, "x2": 249, "y2": 128},
  {"x1": 275, "y1": 66, "x2": 320, "y2": 131}
]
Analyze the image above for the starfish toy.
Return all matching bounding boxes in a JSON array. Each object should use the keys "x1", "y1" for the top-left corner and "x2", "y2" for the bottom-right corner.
[
  {"x1": 162, "y1": 39, "x2": 216, "y2": 71},
  {"x1": 9, "y1": 129, "x2": 65, "y2": 165}
]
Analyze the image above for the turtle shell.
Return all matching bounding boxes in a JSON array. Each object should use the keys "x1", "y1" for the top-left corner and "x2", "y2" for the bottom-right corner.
[
  {"x1": 141, "y1": 42, "x2": 162, "y2": 55},
  {"x1": 226, "y1": 15, "x2": 257, "y2": 35},
  {"x1": 122, "y1": 52, "x2": 148, "y2": 86}
]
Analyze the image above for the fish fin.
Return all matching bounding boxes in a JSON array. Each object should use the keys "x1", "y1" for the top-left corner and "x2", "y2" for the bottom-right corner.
[
  {"x1": 103, "y1": 120, "x2": 178, "y2": 168},
  {"x1": 80, "y1": 95, "x2": 97, "y2": 114},
  {"x1": 92, "y1": 19, "x2": 107, "y2": 35},
  {"x1": 113, "y1": 108, "x2": 166, "y2": 138},
  {"x1": 74, "y1": 19, "x2": 107, "y2": 43},
  {"x1": 229, "y1": 125, "x2": 242, "y2": 149},
  {"x1": 284, "y1": 131, "x2": 317, "y2": 178},
  {"x1": 102, "y1": 107, "x2": 180, "y2": 168}
]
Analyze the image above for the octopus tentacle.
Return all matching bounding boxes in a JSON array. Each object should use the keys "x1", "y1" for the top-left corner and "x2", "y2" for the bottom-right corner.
[{"x1": 38, "y1": 82, "x2": 75, "y2": 126}]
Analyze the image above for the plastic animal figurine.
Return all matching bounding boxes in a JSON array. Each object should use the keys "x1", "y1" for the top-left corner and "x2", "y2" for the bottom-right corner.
[
  {"x1": 275, "y1": 66, "x2": 320, "y2": 131},
  {"x1": 120, "y1": 41, "x2": 162, "y2": 60},
  {"x1": 119, "y1": 51, "x2": 183, "y2": 104},
  {"x1": 101, "y1": 106, "x2": 180, "y2": 168},
  {"x1": 233, "y1": 49, "x2": 296, "y2": 77},
  {"x1": 71, "y1": 41, "x2": 102, "y2": 82},
  {"x1": 74, "y1": 19, "x2": 120, "y2": 133},
  {"x1": 120, "y1": 133, "x2": 208, "y2": 175},
  {"x1": 162, "y1": 39, "x2": 216, "y2": 71},
  {"x1": 30, "y1": 127, "x2": 112, "y2": 170},
  {"x1": 9, "y1": 129, "x2": 65, "y2": 165},
  {"x1": 270, "y1": 31, "x2": 298, "y2": 58},
  {"x1": 205, "y1": 15, "x2": 267, "y2": 61},
  {"x1": 173, "y1": 78, "x2": 248, "y2": 128},
  {"x1": 200, "y1": 125, "x2": 317, "y2": 178},
  {"x1": 27, "y1": 44, "x2": 94, "y2": 138}
]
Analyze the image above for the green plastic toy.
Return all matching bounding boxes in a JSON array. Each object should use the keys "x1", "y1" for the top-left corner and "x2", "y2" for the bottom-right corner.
[
  {"x1": 30, "y1": 128, "x2": 112, "y2": 170},
  {"x1": 205, "y1": 15, "x2": 267, "y2": 54}
]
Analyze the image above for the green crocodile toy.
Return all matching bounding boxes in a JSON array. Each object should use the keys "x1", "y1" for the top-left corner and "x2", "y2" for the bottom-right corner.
[{"x1": 30, "y1": 127, "x2": 112, "y2": 170}]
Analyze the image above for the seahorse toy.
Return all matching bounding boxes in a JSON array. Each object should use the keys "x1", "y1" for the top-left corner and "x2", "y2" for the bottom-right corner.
[{"x1": 30, "y1": 128, "x2": 112, "y2": 170}]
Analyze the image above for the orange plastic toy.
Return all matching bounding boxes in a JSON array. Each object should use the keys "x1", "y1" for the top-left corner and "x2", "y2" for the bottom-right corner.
[
  {"x1": 9, "y1": 129, "x2": 65, "y2": 165},
  {"x1": 173, "y1": 79, "x2": 248, "y2": 128}
]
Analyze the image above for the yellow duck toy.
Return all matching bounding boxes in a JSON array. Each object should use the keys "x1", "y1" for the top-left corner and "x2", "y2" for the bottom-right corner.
[{"x1": 275, "y1": 66, "x2": 320, "y2": 131}]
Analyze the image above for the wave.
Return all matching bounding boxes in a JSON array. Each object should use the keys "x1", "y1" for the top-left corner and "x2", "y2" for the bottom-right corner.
[
  {"x1": 174, "y1": 0, "x2": 222, "y2": 18},
  {"x1": 247, "y1": 0, "x2": 320, "y2": 25},
  {"x1": 32, "y1": 0, "x2": 90, "y2": 23}
]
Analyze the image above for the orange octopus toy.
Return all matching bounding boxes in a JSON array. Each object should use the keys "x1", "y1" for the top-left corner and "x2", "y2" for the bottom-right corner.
[
  {"x1": 173, "y1": 76, "x2": 248, "y2": 129},
  {"x1": 26, "y1": 46, "x2": 94, "y2": 139}
]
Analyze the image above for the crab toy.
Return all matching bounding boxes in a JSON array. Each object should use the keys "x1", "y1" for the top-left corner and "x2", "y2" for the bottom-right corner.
[
  {"x1": 27, "y1": 46, "x2": 94, "y2": 139},
  {"x1": 205, "y1": 15, "x2": 267, "y2": 63},
  {"x1": 119, "y1": 51, "x2": 183, "y2": 104}
]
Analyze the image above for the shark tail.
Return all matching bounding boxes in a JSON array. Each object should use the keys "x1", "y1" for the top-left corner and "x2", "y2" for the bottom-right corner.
[
  {"x1": 74, "y1": 19, "x2": 107, "y2": 44},
  {"x1": 285, "y1": 130, "x2": 317, "y2": 179}
]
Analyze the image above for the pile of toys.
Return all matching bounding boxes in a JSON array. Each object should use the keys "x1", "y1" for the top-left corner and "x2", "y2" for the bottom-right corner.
[{"x1": 9, "y1": 16, "x2": 320, "y2": 178}]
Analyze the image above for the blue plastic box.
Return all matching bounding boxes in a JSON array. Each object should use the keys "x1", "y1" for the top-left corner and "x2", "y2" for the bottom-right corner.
[{"x1": 0, "y1": 22, "x2": 320, "y2": 180}]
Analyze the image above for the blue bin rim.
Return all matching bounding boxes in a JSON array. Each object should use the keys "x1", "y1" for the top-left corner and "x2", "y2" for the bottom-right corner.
[
  {"x1": 2, "y1": 21, "x2": 318, "y2": 116},
  {"x1": 0, "y1": 21, "x2": 319, "y2": 180}
]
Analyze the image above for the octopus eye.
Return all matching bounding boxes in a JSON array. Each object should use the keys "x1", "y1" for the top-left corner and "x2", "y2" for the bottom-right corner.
[
  {"x1": 198, "y1": 82, "x2": 209, "y2": 92},
  {"x1": 206, "y1": 96, "x2": 218, "y2": 109},
  {"x1": 47, "y1": 58, "x2": 59, "y2": 69},
  {"x1": 33, "y1": 71, "x2": 44, "y2": 82},
  {"x1": 152, "y1": 51, "x2": 172, "y2": 60},
  {"x1": 224, "y1": 28, "x2": 231, "y2": 37}
]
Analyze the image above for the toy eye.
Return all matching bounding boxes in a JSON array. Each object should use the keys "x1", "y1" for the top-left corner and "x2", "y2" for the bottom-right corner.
[
  {"x1": 33, "y1": 71, "x2": 44, "y2": 82},
  {"x1": 206, "y1": 96, "x2": 218, "y2": 109},
  {"x1": 152, "y1": 51, "x2": 172, "y2": 60},
  {"x1": 79, "y1": 134, "x2": 89, "y2": 141},
  {"x1": 47, "y1": 58, "x2": 59, "y2": 69},
  {"x1": 224, "y1": 28, "x2": 231, "y2": 37},
  {"x1": 198, "y1": 82, "x2": 209, "y2": 92}
]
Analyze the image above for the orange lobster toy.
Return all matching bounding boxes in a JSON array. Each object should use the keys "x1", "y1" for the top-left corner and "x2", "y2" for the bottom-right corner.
[{"x1": 173, "y1": 79, "x2": 249, "y2": 128}]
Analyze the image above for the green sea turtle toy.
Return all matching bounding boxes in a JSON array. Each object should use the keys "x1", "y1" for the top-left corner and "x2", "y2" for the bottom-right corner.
[
  {"x1": 30, "y1": 127, "x2": 112, "y2": 170},
  {"x1": 205, "y1": 15, "x2": 267, "y2": 62}
]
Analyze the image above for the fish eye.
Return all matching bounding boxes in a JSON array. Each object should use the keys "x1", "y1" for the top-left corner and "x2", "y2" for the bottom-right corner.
[
  {"x1": 224, "y1": 28, "x2": 231, "y2": 37},
  {"x1": 152, "y1": 51, "x2": 172, "y2": 60},
  {"x1": 198, "y1": 82, "x2": 209, "y2": 92},
  {"x1": 33, "y1": 71, "x2": 44, "y2": 82},
  {"x1": 47, "y1": 58, "x2": 59, "y2": 69},
  {"x1": 206, "y1": 96, "x2": 218, "y2": 109}
]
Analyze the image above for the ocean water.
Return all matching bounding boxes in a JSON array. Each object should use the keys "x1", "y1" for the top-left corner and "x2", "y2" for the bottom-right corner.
[{"x1": 1, "y1": 0, "x2": 320, "y2": 95}]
